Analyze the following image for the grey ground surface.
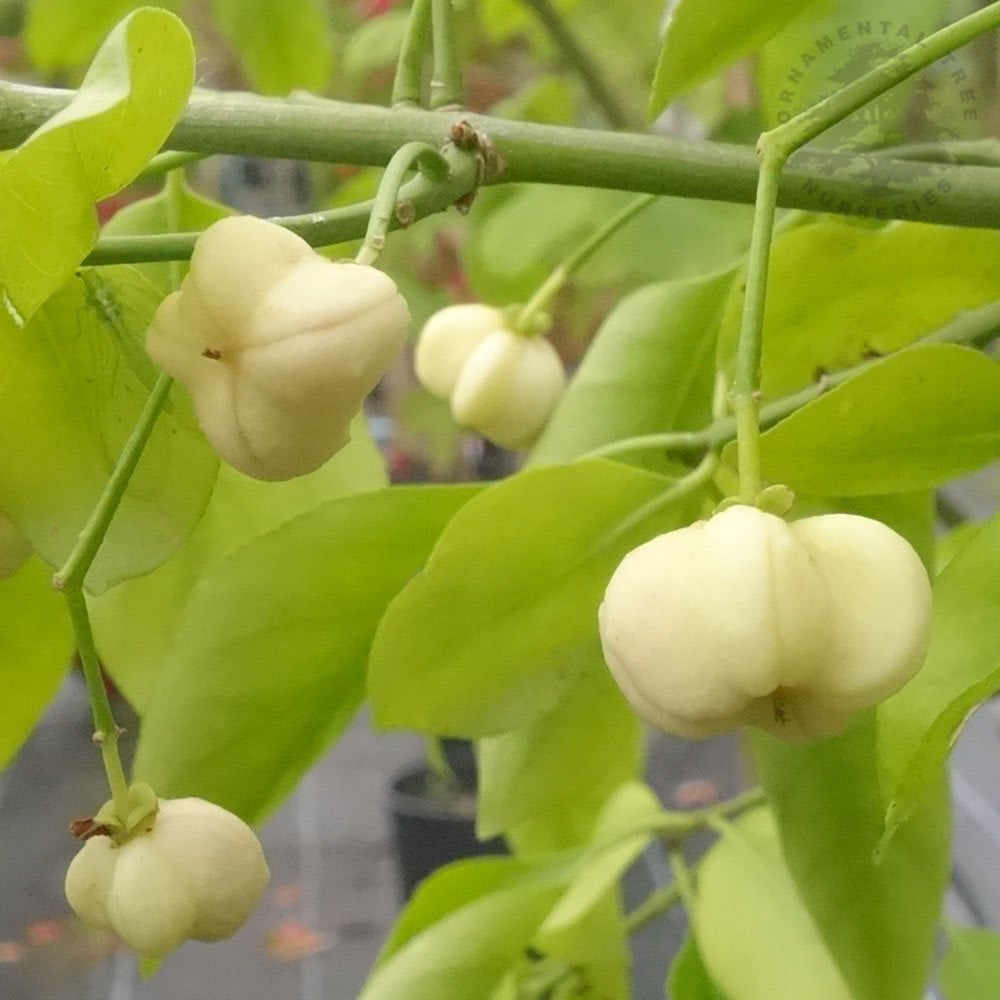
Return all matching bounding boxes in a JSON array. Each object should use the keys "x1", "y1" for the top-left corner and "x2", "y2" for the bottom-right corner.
[{"x1": 1, "y1": 674, "x2": 997, "y2": 1000}]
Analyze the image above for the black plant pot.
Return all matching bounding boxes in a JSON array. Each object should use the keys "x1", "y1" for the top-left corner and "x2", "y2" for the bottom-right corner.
[{"x1": 389, "y1": 744, "x2": 506, "y2": 901}]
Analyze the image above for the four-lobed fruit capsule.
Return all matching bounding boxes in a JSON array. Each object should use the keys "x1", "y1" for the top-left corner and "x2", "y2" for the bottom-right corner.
[
  {"x1": 414, "y1": 303, "x2": 565, "y2": 450},
  {"x1": 65, "y1": 797, "x2": 270, "y2": 959},
  {"x1": 598, "y1": 504, "x2": 932, "y2": 741},
  {"x1": 146, "y1": 215, "x2": 410, "y2": 481}
]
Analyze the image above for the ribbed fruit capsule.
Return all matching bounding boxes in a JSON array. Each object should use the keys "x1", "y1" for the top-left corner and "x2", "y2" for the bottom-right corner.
[
  {"x1": 598, "y1": 505, "x2": 932, "y2": 741},
  {"x1": 65, "y1": 797, "x2": 270, "y2": 958},
  {"x1": 414, "y1": 304, "x2": 565, "y2": 449},
  {"x1": 146, "y1": 215, "x2": 410, "y2": 481}
]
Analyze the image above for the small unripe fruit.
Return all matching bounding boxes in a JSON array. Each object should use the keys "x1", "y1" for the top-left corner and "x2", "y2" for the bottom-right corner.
[
  {"x1": 146, "y1": 215, "x2": 410, "y2": 481},
  {"x1": 65, "y1": 798, "x2": 269, "y2": 958},
  {"x1": 598, "y1": 505, "x2": 932, "y2": 741},
  {"x1": 414, "y1": 303, "x2": 506, "y2": 399},
  {"x1": 414, "y1": 304, "x2": 565, "y2": 449}
]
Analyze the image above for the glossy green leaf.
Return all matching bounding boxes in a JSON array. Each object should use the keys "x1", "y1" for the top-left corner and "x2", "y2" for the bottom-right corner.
[
  {"x1": 649, "y1": 0, "x2": 831, "y2": 116},
  {"x1": 878, "y1": 511, "x2": 1000, "y2": 850},
  {"x1": 752, "y1": 720, "x2": 951, "y2": 1000},
  {"x1": 477, "y1": 663, "x2": 643, "y2": 851},
  {"x1": 363, "y1": 854, "x2": 570, "y2": 1000},
  {"x1": 667, "y1": 936, "x2": 730, "y2": 1000},
  {"x1": 24, "y1": 0, "x2": 180, "y2": 70},
  {"x1": 133, "y1": 486, "x2": 478, "y2": 823},
  {"x1": 368, "y1": 460, "x2": 705, "y2": 738},
  {"x1": 692, "y1": 807, "x2": 851, "y2": 1000},
  {"x1": 717, "y1": 220, "x2": 1000, "y2": 399},
  {"x1": 0, "y1": 8, "x2": 194, "y2": 321},
  {"x1": 939, "y1": 926, "x2": 1000, "y2": 1000},
  {"x1": 101, "y1": 180, "x2": 231, "y2": 292},
  {"x1": 211, "y1": 0, "x2": 332, "y2": 94},
  {"x1": 0, "y1": 268, "x2": 217, "y2": 593},
  {"x1": 758, "y1": 345, "x2": 1000, "y2": 495},
  {"x1": 91, "y1": 421, "x2": 386, "y2": 710},
  {"x1": 0, "y1": 559, "x2": 74, "y2": 770},
  {"x1": 529, "y1": 272, "x2": 730, "y2": 468}
]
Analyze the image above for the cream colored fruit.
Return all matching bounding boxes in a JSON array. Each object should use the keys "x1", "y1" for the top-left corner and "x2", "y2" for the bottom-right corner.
[
  {"x1": 598, "y1": 505, "x2": 932, "y2": 741},
  {"x1": 450, "y1": 329, "x2": 566, "y2": 449},
  {"x1": 414, "y1": 303, "x2": 506, "y2": 399},
  {"x1": 414, "y1": 306, "x2": 566, "y2": 449},
  {"x1": 146, "y1": 215, "x2": 410, "y2": 481},
  {"x1": 65, "y1": 797, "x2": 270, "y2": 958}
]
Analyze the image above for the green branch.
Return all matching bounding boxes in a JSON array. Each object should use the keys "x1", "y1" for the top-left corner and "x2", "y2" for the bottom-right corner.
[
  {"x1": 393, "y1": 0, "x2": 433, "y2": 107},
  {"x1": 64, "y1": 587, "x2": 130, "y2": 820},
  {"x1": 85, "y1": 144, "x2": 480, "y2": 264},
  {"x1": 4, "y1": 85, "x2": 1000, "y2": 234},
  {"x1": 52, "y1": 371, "x2": 176, "y2": 820},
  {"x1": 355, "y1": 141, "x2": 452, "y2": 265},
  {"x1": 430, "y1": 0, "x2": 463, "y2": 109}
]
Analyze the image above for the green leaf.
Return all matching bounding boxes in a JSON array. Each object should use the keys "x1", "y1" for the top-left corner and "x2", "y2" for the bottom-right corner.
[
  {"x1": 537, "y1": 892, "x2": 630, "y2": 999},
  {"x1": 0, "y1": 268, "x2": 217, "y2": 593},
  {"x1": 24, "y1": 0, "x2": 181, "y2": 71},
  {"x1": 211, "y1": 0, "x2": 333, "y2": 94},
  {"x1": 667, "y1": 936, "x2": 730, "y2": 1000},
  {"x1": 362, "y1": 854, "x2": 570, "y2": 1000},
  {"x1": 717, "y1": 220, "x2": 1000, "y2": 399},
  {"x1": 758, "y1": 344, "x2": 1000, "y2": 496},
  {"x1": 0, "y1": 559, "x2": 74, "y2": 770},
  {"x1": 101, "y1": 180, "x2": 231, "y2": 292},
  {"x1": 528, "y1": 271, "x2": 730, "y2": 468},
  {"x1": 752, "y1": 720, "x2": 951, "y2": 1000},
  {"x1": 477, "y1": 664, "x2": 643, "y2": 852},
  {"x1": 939, "y1": 926, "x2": 1000, "y2": 1000},
  {"x1": 341, "y1": 10, "x2": 410, "y2": 82},
  {"x1": 878, "y1": 511, "x2": 1000, "y2": 850},
  {"x1": 91, "y1": 421, "x2": 385, "y2": 710},
  {"x1": 0, "y1": 8, "x2": 194, "y2": 322},
  {"x1": 368, "y1": 460, "x2": 705, "y2": 738},
  {"x1": 692, "y1": 807, "x2": 852, "y2": 1000},
  {"x1": 133, "y1": 486, "x2": 478, "y2": 823},
  {"x1": 538, "y1": 783, "x2": 661, "y2": 950},
  {"x1": 649, "y1": 0, "x2": 831, "y2": 116},
  {"x1": 467, "y1": 187, "x2": 750, "y2": 309}
]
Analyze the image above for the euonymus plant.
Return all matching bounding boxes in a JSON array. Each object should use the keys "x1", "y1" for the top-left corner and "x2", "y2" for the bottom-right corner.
[{"x1": 3, "y1": 0, "x2": 1000, "y2": 995}]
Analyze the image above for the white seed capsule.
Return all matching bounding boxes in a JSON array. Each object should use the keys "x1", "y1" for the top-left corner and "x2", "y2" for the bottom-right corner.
[
  {"x1": 598, "y1": 505, "x2": 932, "y2": 741},
  {"x1": 414, "y1": 303, "x2": 506, "y2": 399},
  {"x1": 146, "y1": 216, "x2": 410, "y2": 481},
  {"x1": 414, "y1": 304, "x2": 565, "y2": 450},
  {"x1": 65, "y1": 797, "x2": 270, "y2": 958}
]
